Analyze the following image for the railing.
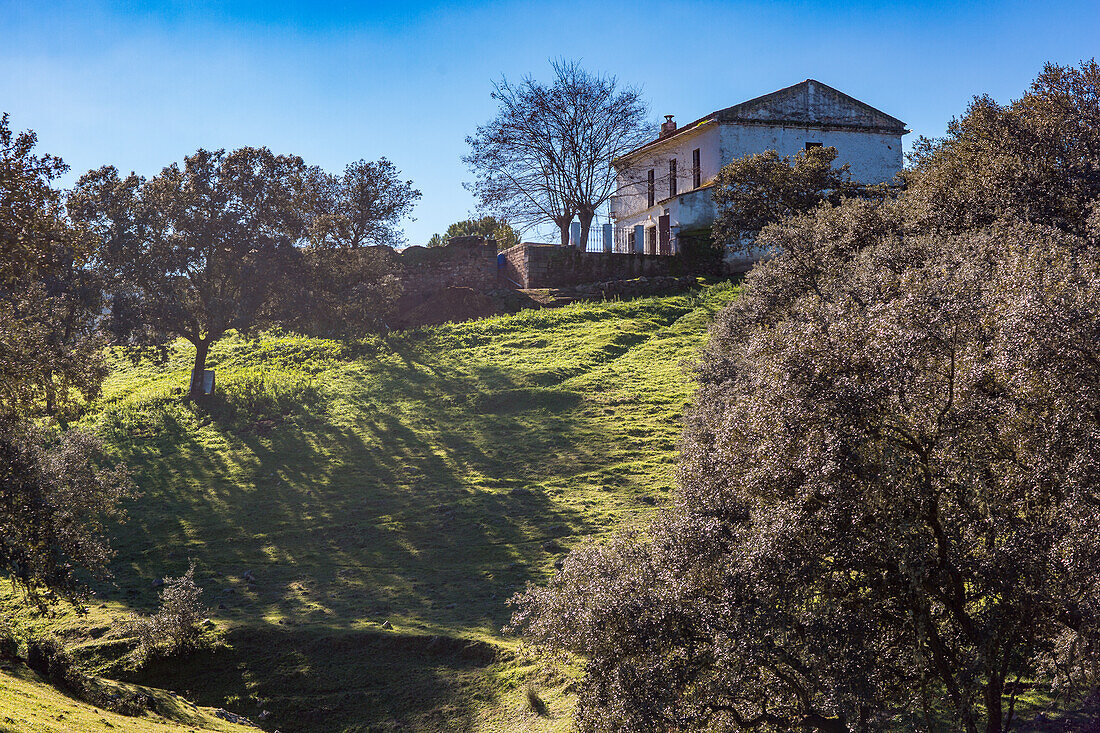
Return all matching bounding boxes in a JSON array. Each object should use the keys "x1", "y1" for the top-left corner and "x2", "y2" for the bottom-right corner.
[
  {"x1": 613, "y1": 227, "x2": 637, "y2": 253},
  {"x1": 565, "y1": 225, "x2": 678, "y2": 255},
  {"x1": 571, "y1": 224, "x2": 634, "y2": 253}
]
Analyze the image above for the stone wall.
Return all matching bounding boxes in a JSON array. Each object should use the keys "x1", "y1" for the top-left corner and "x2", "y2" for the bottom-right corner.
[
  {"x1": 395, "y1": 236, "x2": 499, "y2": 293},
  {"x1": 500, "y1": 242, "x2": 528, "y2": 287},
  {"x1": 499, "y1": 241, "x2": 717, "y2": 289}
]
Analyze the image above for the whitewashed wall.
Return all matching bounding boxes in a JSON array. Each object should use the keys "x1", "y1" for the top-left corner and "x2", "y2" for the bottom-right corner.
[
  {"x1": 611, "y1": 120, "x2": 905, "y2": 246},
  {"x1": 719, "y1": 124, "x2": 903, "y2": 185},
  {"x1": 612, "y1": 121, "x2": 721, "y2": 225}
]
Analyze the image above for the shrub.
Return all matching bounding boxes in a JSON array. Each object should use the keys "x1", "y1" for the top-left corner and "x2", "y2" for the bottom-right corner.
[
  {"x1": 127, "y1": 563, "x2": 207, "y2": 658},
  {"x1": 526, "y1": 683, "x2": 549, "y2": 717},
  {"x1": 0, "y1": 620, "x2": 18, "y2": 660},
  {"x1": 26, "y1": 636, "x2": 82, "y2": 692}
]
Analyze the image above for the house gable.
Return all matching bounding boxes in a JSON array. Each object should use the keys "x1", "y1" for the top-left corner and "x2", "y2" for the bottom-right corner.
[{"x1": 716, "y1": 79, "x2": 907, "y2": 134}]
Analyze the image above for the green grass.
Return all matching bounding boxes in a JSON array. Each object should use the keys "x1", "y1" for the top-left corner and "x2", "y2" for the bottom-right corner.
[
  {"x1": 1, "y1": 284, "x2": 740, "y2": 732},
  {"x1": 0, "y1": 661, "x2": 257, "y2": 733}
]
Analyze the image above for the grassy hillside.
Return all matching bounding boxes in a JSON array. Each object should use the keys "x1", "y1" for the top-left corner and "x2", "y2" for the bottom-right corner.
[
  {"x1": 1, "y1": 283, "x2": 739, "y2": 732},
  {"x1": 0, "y1": 662, "x2": 258, "y2": 733}
]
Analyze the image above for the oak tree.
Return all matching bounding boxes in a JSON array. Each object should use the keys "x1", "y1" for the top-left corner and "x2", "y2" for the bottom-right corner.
[
  {"x1": 70, "y1": 147, "x2": 311, "y2": 397},
  {"x1": 510, "y1": 61, "x2": 1100, "y2": 733},
  {"x1": 0, "y1": 114, "x2": 132, "y2": 603}
]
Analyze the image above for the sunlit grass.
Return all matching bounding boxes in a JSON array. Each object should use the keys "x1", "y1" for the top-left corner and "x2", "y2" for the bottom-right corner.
[{"x1": 4, "y1": 283, "x2": 741, "y2": 732}]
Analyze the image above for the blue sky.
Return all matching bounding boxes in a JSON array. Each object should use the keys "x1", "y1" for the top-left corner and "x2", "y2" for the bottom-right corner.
[{"x1": 3, "y1": 0, "x2": 1097, "y2": 245}]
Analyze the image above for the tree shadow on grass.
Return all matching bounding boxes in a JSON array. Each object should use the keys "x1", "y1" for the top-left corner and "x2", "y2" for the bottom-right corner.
[
  {"x1": 98, "y1": 351, "x2": 611, "y2": 731},
  {"x1": 131, "y1": 625, "x2": 500, "y2": 732}
]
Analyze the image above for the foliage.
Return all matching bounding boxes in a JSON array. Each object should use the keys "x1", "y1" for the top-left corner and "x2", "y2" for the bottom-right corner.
[
  {"x1": 465, "y1": 60, "x2": 650, "y2": 246},
  {"x1": 0, "y1": 419, "x2": 133, "y2": 605},
  {"x1": 510, "y1": 61, "x2": 1100, "y2": 733},
  {"x1": 904, "y1": 60, "x2": 1100, "y2": 236},
  {"x1": 69, "y1": 147, "x2": 312, "y2": 396},
  {"x1": 426, "y1": 215, "x2": 520, "y2": 249},
  {"x1": 710, "y1": 145, "x2": 881, "y2": 251},
  {"x1": 514, "y1": 207, "x2": 1100, "y2": 733},
  {"x1": 0, "y1": 113, "x2": 107, "y2": 418},
  {"x1": 275, "y1": 246, "x2": 402, "y2": 337},
  {"x1": 0, "y1": 115, "x2": 133, "y2": 606},
  {"x1": 127, "y1": 564, "x2": 207, "y2": 658},
  {"x1": 307, "y1": 158, "x2": 421, "y2": 248}
]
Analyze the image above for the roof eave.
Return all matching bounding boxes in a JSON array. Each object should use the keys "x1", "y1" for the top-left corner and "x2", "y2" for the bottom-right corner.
[{"x1": 613, "y1": 114, "x2": 717, "y2": 166}]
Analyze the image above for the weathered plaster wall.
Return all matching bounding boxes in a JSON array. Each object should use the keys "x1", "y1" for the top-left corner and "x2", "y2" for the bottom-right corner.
[
  {"x1": 612, "y1": 121, "x2": 722, "y2": 223},
  {"x1": 719, "y1": 123, "x2": 903, "y2": 185}
]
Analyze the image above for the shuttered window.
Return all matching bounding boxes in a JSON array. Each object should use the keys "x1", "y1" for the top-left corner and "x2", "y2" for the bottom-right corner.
[
  {"x1": 647, "y1": 169, "x2": 655, "y2": 207},
  {"x1": 692, "y1": 148, "x2": 701, "y2": 189},
  {"x1": 669, "y1": 159, "x2": 677, "y2": 198}
]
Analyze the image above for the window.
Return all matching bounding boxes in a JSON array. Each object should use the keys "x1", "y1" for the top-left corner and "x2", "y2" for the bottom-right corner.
[
  {"x1": 647, "y1": 169, "x2": 655, "y2": 208},
  {"x1": 805, "y1": 141, "x2": 823, "y2": 150},
  {"x1": 646, "y1": 226, "x2": 657, "y2": 254},
  {"x1": 669, "y1": 159, "x2": 677, "y2": 198},
  {"x1": 692, "y1": 148, "x2": 701, "y2": 189}
]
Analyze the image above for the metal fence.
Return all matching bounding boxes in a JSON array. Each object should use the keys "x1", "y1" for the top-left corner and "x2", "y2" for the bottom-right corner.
[
  {"x1": 613, "y1": 227, "x2": 637, "y2": 253},
  {"x1": 567, "y1": 224, "x2": 677, "y2": 255}
]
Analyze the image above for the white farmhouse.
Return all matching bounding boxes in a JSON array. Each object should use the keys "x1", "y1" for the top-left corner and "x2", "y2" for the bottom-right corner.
[{"x1": 609, "y1": 79, "x2": 907, "y2": 264}]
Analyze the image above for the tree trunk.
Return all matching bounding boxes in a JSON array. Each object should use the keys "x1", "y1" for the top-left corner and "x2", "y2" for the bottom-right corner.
[
  {"x1": 44, "y1": 373, "x2": 56, "y2": 416},
  {"x1": 556, "y1": 216, "x2": 571, "y2": 246},
  {"x1": 189, "y1": 338, "x2": 210, "y2": 398},
  {"x1": 577, "y1": 208, "x2": 595, "y2": 250},
  {"x1": 984, "y1": 672, "x2": 1005, "y2": 733}
]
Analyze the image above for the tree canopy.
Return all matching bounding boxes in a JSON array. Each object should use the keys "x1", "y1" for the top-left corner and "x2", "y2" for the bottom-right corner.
[
  {"x1": 308, "y1": 157, "x2": 420, "y2": 248},
  {"x1": 0, "y1": 114, "x2": 107, "y2": 417},
  {"x1": 710, "y1": 145, "x2": 875, "y2": 250},
  {"x1": 0, "y1": 114, "x2": 132, "y2": 603},
  {"x1": 509, "y1": 60, "x2": 1100, "y2": 733},
  {"x1": 426, "y1": 215, "x2": 519, "y2": 249},
  {"x1": 70, "y1": 147, "x2": 312, "y2": 397},
  {"x1": 903, "y1": 60, "x2": 1100, "y2": 237}
]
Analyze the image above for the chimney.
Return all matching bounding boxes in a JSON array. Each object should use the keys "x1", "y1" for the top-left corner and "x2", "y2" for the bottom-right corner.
[{"x1": 660, "y1": 115, "x2": 677, "y2": 138}]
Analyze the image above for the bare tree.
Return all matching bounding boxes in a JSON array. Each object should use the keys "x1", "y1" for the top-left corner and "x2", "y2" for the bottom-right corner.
[{"x1": 465, "y1": 60, "x2": 651, "y2": 247}]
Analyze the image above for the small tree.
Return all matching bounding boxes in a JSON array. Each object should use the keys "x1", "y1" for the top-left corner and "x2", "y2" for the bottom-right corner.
[
  {"x1": 0, "y1": 420, "x2": 133, "y2": 605},
  {"x1": 70, "y1": 147, "x2": 311, "y2": 397},
  {"x1": 307, "y1": 158, "x2": 420, "y2": 249},
  {"x1": 710, "y1": 145, "x2": 874, "y2": 252},
  {"x1": 128, "y1": 563, "x2": 207, "y2": 658},
  {"x1": 426, "y1": 216, "x2": 519, "y2": 249}
]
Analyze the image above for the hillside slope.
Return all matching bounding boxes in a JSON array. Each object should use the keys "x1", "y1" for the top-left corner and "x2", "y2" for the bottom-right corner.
[
  {"x1": 2, "y1": 284, "x2": 739, "y2": 732},
  {"x1": 0, "y1": 662, "x2": 257, "y2": 733}
]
